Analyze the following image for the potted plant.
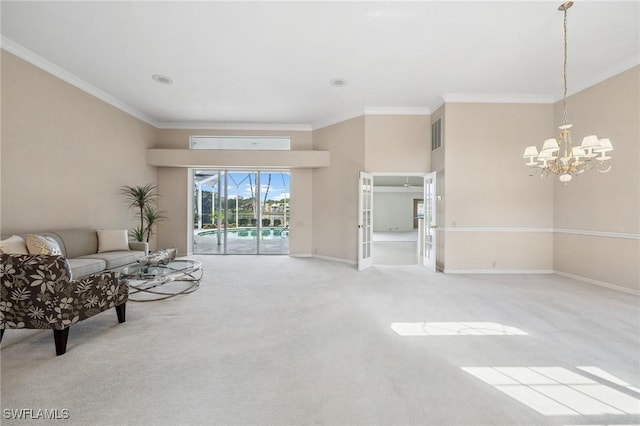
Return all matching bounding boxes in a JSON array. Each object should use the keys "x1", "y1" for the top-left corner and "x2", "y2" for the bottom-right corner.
[{"x1": 121, "y1": 184, "x2": 166, "y2": 243}]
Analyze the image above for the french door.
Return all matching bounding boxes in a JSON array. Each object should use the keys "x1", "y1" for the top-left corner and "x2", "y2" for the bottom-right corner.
[
  {"x1": 357, "y1": 171, "x2": 437, "y2": 270},
  {"x1": 423, "y1": 172, "x2": 437, "y2": 271},
  {"x1": 358, "y1": 172, "x2": 374, "y2": 270}
]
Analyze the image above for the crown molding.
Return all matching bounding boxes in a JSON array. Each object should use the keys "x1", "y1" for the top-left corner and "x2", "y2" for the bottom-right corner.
[
  {"x1": 441, "y1": 93, "x2": 555, "y2": 104},
  {"x1": 2, "y1": 37, "x2": 314, "y2": 132},
  {"x1": 156, "y1": 122, "x2": 313, "y2": 132},
  {"x1": 558, "y1": 55, "x2": 640, "y2": 102},
  {"x1": 311, "y1": 109, "x2": 365, "y2": 131},
  {"x1": 441, "y1": 57, "x2": 640, "y2": 106},
  {"x1": 364, "y1": 107, "x2": 432, "y2": 115},
  {"x1": 1, "y1": 36, "x2": 160, "y2": 128},
  {"x1": 313, "y1": 106, "x2": 432, "y2": 131},
  {"x1": 5, "y1": 34, "x2": 636, "y2": 132}
]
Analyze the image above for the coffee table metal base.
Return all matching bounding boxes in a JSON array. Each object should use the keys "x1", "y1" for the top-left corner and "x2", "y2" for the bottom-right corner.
[
  {"x1": 128, "y1": 275, "x2": 202, "y2": 302},
  {"x1": 120, "y1": 260, "x2": 203, "y2": 302}
]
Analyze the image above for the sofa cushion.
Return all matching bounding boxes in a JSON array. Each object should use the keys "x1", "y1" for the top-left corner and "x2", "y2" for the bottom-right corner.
[
  {"x1": 97, "y1": 229, "x2": 130, "y2": 253},
  {"x1": 0, "y1": 235, "x2": 29, "y2": 254},
  {"x1": 78, "y1": 250, "x2": 144, "y2": 270},
  {"x1": 52, "y1": 229, "x2": 99, "y2": 259},
  {"x1": 26, "y1": 234, "x2": 63, "y2": 255},
  {"x1": 66, "y1": 258, "x2": 107, "y2": 279}
]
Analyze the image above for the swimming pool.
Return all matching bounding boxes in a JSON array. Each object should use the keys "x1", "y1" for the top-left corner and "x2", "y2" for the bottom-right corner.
[{"x1": 195, "y1": 227, "x2": 289, "y2": 241}]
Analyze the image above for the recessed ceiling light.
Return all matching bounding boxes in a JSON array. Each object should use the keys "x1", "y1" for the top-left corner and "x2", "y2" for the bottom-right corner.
[
  {"x1": 330, "y1": 78, "x2": 347, "y2": 87},
  {"x1": 152, "y1": 74, "x2": 173, "y2": 85}
]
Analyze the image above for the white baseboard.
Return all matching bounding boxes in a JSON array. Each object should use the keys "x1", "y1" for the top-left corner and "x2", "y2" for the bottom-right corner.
[
  {"x1": 555, "y1": 271, "x2": 640, "y2": 296},
  {"x1": 313, "y1": 255, "x2": 357, "y2": 265},
  {"x1": 290, "y1": 254, "x2": 313, "y2": 258},
  {"x1": 444, "y1": 269, "x2": 554, "y2": 274}
]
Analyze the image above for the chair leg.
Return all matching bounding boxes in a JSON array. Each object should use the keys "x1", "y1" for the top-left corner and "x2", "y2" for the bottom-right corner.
[
  {"x1": 0, "y1": 329, "x2": 4, "y2": 342},
  {"x1": 116, "y1": 303, "x2": 126, "y2": 323},
  {"x1": 53, "y1": 328, "x2": 69, "y2": 356}
]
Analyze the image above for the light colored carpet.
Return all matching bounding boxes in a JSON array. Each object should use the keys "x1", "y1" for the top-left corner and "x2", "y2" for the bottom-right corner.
[
  {"x1": 373, "y1": 241, "x2": 419, "y2": 265},
  {"x1": 1, "y1": 256, "x2": 639, "y2": 426}
]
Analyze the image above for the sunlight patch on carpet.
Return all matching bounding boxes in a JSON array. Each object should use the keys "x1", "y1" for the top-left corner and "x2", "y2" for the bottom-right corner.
[{"x1": 462, "y1": 366, "x2": 640, "y2": 416}]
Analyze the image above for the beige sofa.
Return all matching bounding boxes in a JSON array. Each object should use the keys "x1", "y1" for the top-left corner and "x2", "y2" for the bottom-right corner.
[
  {"x1": 9, "y1": 229, "x2": 148, "y2": 278},
  {"x1": 0, "y1": 229, "x2": 145, "y2": 355}
]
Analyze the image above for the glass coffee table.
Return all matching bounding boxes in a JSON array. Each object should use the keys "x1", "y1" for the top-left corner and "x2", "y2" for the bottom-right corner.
[{"x1": 119, "y1": 259, "x2": 203, "y2": 302}]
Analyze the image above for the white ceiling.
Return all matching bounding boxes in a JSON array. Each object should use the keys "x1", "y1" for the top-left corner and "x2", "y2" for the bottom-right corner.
[{"x1": 2, "y1": 1, "x2": 638, "y2": 130}]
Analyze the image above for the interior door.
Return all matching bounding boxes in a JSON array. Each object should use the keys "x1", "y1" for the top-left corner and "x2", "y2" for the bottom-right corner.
[
  {"x1": 358, "y1": 172, "x2": 374, "y2": 270},
  {"x1": 423, "y1": 172, "x2": 437, "y2": 271}
]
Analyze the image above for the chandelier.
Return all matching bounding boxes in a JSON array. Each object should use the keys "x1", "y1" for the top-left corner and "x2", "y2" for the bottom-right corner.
[{"x1": 523, "y1": 1, "x2": 613, "y2": 184}]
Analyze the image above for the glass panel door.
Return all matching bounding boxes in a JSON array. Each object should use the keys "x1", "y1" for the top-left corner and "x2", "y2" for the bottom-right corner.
[
  {"x1": 193, "y1": 169, "x2": 290, "y2": 255},
  {"x1": 423, "y1": 172, "x2": 437, "y2": 271},
  {"x1": 193, "y1": 170, "x2": 224, "y2": 254},
  {"x1": 226, "y1": 171, "x2": 258, "y2": 254},
  {"x1": 358, "y1": 171, "x2": 374, "y2": 270},
  {"x1": 259, "y1": 171, "x2": 290, "y2": 255}
]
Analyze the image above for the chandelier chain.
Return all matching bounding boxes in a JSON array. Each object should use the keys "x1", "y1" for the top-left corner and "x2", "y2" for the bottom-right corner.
[{"x1": 562, "y1": 6, "x2": 568, "y2": 126}]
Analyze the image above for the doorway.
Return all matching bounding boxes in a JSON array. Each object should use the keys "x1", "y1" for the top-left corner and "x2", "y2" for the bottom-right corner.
[
  {"x1": 371, "y1": 174, "x2": 424, "y2": 266},
  {"x1": 192, "y1": 169, "x2": 290, "y2": 255},
  {"x1": 357, "y1": 172, "x2": 437, "y2": 270}
]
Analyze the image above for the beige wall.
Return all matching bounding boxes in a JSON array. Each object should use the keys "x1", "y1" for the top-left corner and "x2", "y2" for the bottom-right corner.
[
  {"x1": 445, "y1": 231, "x2": 553, "y2": 272},
  {"x1": 312, "y1": 116, "x2": 365, "y2": 262},
  {"x1": 310, "y1": 114, "x2": 432, "y2": 262},
  {"x1": 553, "y1": 66, "x2": 640, "y2": 291},
  {"x1": 1, "y1": 51, "x2": 157, "y2": 237},
  {"x1": 154, "y1": 129, "x2": 314, "y2": 256},
  {"x1": 442, "y1": 102, "x2": 555, "y2": 271},
  {"x1": 313, "y1": 111, "x2": 431, "y2": 262},
  {"x1": 290, "y1": 168, "x2": 313, "y2": 256},
  {"x1": 554, "y1": 233, "x2": 638, "y2": 291},
  {"x1": 364, "y1": 114, "x2": 430, "y2": 172}
]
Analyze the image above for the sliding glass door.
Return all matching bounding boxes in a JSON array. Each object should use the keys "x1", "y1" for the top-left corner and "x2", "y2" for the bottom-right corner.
[
  {"x1": 258, "y1": 171, "x2": 290, "y2": 254},
  {"x1": 193, "y1": 169, "x2": 290, "y2": 255}
]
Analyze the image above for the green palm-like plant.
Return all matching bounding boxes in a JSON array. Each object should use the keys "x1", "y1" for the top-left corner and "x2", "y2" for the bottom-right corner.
[
  {"x1": 121, "y1": 184, "x2": 163, "y2": 242},
  {"x1": 142, "y1": 206, "x2": 166, "y2": 243}
]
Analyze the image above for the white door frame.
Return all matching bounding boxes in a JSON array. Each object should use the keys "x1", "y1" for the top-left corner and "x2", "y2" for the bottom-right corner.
[
  {"x1": 358, "y1": 172, "x2": 374, "y2": 270},
  {"x1": 423, "y1": 172, "x2": 437, "y2": 271}
]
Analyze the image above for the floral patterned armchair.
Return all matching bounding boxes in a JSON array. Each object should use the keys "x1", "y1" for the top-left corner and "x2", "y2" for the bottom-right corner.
[{"x1": 0, "y1": 253, "x2": 128, "y2": 355}]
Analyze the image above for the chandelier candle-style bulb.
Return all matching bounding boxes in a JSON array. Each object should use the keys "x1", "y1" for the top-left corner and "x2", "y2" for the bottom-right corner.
[{"x1": 522, "y1": 2, "x2": 613, "y2": 184}]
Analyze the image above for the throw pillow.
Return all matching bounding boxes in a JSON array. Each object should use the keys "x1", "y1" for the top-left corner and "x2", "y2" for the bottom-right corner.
[
  {"x1": 26, "y1": 234, "x2": 62, "y2": 255},
  {"x1": 97, "y1": 229, "x2": 130, "y2": 253},
  {"x1": 0, "y1": 235, "x2": 29, "y2": 254}
]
